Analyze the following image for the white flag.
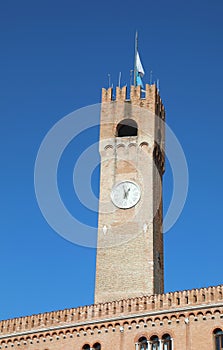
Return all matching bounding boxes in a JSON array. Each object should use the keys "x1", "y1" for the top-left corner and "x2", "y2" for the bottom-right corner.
[{"x1": 136, "y1": 51, "x2": 145, "y2": 77}]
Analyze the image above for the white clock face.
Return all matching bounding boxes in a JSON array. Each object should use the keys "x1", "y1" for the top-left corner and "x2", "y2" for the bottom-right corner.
[{"x1": 111, "y1": 181, "x2": 141, "y2": 209}]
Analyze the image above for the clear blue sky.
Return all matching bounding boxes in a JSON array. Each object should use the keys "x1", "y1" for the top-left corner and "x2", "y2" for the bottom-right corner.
[{"x1": 1, "y1": 0, "x2": 223, "y2": 321}]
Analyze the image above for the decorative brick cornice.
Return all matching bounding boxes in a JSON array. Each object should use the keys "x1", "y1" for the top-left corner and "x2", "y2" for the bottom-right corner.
[{"x1": 0, "y1": 285, "x2": 222, "y2": 337}]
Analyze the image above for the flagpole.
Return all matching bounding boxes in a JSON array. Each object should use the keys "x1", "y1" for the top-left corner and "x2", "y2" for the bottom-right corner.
[{"x1": 134, "y1": 31, "x2": 138, "y2": 87}]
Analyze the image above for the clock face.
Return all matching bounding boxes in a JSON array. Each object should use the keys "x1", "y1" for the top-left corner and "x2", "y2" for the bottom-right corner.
[{"x1": 111, "y1": 181, "x2": 141, "y2": 209}]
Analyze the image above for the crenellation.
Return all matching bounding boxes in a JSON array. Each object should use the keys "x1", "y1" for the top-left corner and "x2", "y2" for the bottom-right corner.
[
  {"x1": 129, "y1": 85, "x2": 141, "y2": 102},
  {"x1": 101, "y1": 84, "x2": 165, "y2": 115},
  {"x1": 145, "y1": 84, "x2": 156, "y2": 112},
  {"x1": 101, "y1": 87, "x2": 113, "y2": 102},
  {"x1": 0, "y1": 302, "x2": 222, "y2": 345},
  {"x1": 115, "y1": 86, "x2": 127, "y2": 101}
]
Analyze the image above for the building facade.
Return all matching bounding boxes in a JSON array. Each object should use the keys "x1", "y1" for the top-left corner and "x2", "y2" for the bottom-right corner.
[
  {"x1": 0, "y1": 286, "x2": 223, "y2": 349},
  {"x1": 0, "y1": 84, "x2": 222, "y2": 350}
]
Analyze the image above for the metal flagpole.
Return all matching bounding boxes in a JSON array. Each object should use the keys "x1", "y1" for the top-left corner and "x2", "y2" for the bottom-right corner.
[
  {"x1": 150, "y1": 70, "x2": 153, "y2": 85},
  {"x1": 118, "y1": 72, "x2": 121, "y2": 87},
  {"x1": 134, "y1": 31, "x2": 138, "y2": 87},
  {"x1": 130, "y1": 69, "x2": 133, "y2": 86}
]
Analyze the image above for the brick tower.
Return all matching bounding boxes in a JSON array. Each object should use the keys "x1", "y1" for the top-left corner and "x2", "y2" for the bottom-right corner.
[
  {"x1": 95, "y1": 84, "x2": 165, "y2": 304},
  {"x1": 1, "y1": 81, "x2": 223, "y2": 350}
]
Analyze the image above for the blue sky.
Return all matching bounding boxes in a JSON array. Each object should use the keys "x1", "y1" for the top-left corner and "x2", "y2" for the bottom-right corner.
[{"x1": 1, "y1": 0, "x2": 223, "y2": 320}]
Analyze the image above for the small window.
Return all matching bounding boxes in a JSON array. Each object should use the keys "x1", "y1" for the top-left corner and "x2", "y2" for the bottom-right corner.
[
  {"x1": 214, "y1": 329, "x2": 223, "y2": 350},
  {"x1": 162, "y1": 334, "x2": 172, "y2": 350},
  {"x1": 116, "y1": 119, "x2": 138, "y2": 137},
  {"x1": 82, "y1": 345, "x2": 90, "y2": 350},
  {"x1": 138, "y1": 336, "x2": 148, "y2": 350},
  {"x1": 93, "y1": 343, "x2": 101, "y2": 350}
]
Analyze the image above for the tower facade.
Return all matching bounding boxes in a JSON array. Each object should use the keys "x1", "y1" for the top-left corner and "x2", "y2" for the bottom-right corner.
[{"x1": 95, "y1": 84, "x2": 165, "y2": 304}]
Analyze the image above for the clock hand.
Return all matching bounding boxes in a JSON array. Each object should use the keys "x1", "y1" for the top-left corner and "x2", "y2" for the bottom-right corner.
[
  {"x1": 123, "y1": 187, "x2": 130, "y2": 199},
  {"x1": 123, "y1": 185, "x2": 127, "y2": 199},
  {"x1": 123, "y1": 185, "x2": 128, "y2": 199},
  {"x1": 126, "y1": 188, "x2": 130, "y2": 199}
]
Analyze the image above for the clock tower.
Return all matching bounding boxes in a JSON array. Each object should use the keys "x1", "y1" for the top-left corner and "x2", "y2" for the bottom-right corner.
[{"x1": 95, "y1": 84, "x2": 165, "y2": 304}]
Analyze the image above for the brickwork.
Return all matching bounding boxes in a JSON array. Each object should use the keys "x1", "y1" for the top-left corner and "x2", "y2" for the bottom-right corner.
[
  {"x1": 95, "y1": 84, "x2": 165, "y2": 303},
  {"x1": 0, "y1": 286, "x2": 223, "y2": 349},
  {"x1": 1, "y1": 83, "x2": 222, "y2": 349}
]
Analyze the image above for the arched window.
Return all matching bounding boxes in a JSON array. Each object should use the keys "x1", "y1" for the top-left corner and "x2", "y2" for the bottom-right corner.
[
  {"x1": 162, "y1": 334, "x2": 172, "y2": 350},
  {"x1": 82, "y1": 345, "x2": 90, "y2": 350},
  {"x1": 214, "y1": 328, "x2": 223, "y2": 350},
  {"x1": 138, "y1": 336, "x2": 148, "y2": 350},
  {"x1": 116, "y1": 119, "x2": 138, "y2": 137},
  {"x1": 150, "y1": 335, "x2": 159, "y2": 350},
  {"x1": 93, "y1": 343, "x2": 101, "y2": 350}
]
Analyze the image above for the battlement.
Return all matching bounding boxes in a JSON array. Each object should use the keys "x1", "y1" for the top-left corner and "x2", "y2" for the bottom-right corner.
[
  {"x1": 1, "y1": 285, "x2": 222, "y2": 336},
  {"x1": 101, "y1": 84, "x2": 165, "y2": 119}
]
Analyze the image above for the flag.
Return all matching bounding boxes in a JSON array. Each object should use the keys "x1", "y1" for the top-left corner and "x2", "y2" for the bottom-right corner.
[
  {"x1": 136, "y1": 51, "x2": 145, "y2": 87},
  {"x1": 136, "y1": 73, "x2": 143, "y2": 87},
  {"x1": 136, "y1": 51, "x2": 145, "y2": 77}
]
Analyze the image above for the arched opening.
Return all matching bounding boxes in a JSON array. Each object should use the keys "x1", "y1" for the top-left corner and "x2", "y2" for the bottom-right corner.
[
  {"x1": 116, "y1": 119, "x2": 138, "y2": 137},
  {"x1": 162, "y1": 334, "x2": 172, "y2": 350},
  {"x1": 138, "y1": 336, "x2": 148, "y2": 350},
  {"x1": 150, "y1": 335, "x2": 159, "y2": 350},
  {"x1": 214, "y1": 329, "x2": 223, "y2": 350},
  {"x1": 82, "y1": 345, "x2": 90, "y2": 350},
  {"x1": 93, "y1": 343, "x2": 101, "y2": 350}
]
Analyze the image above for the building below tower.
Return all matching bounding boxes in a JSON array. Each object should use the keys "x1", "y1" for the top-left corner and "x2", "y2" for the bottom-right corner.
[{"x1": 0, "y1": 285, "x2": 223, "y2": 349}]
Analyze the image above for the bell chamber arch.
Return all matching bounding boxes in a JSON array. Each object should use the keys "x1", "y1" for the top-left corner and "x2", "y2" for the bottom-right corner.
[{"x1": 116, "y1": 118, "x2": 138, "y2": 137}]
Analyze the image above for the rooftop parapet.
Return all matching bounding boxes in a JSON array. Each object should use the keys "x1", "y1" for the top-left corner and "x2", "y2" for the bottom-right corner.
[
  {"x1": 101, "y1": 84, "x2": 165, "y2": 119},
  {"x1": 0, "y1": 285, "x2": 222, "y2": 336}
]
